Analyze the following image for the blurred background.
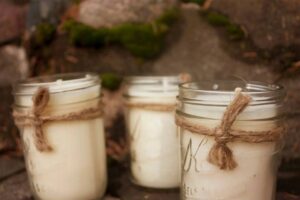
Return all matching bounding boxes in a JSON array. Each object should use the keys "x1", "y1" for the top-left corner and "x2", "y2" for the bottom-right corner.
[{"x1": 0, "y1": 0, "x2": 299, "y2": 199}]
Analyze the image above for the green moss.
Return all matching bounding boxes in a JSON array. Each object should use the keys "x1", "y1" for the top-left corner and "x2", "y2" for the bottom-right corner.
[
  {"x1": 226, "y1": 24, "x2": 244, "y2": 41},
  {"x1": 204, "y1": 12, "x2": 231, "y2": 26},
  {"x1": 113, "y1": 23, "x2": 164, "y2": 58},
  {"x1": 62, "y1": 8, "x2": 179, "y2": 58},
  {"x1": 182, "y1": 0, "x2": 205, "y2": 5},
  {"x1": 72, "y1": 0, "x2": 82, "y2": 4},
  {"x1": 64, "y1": 21, "x2": 109, "y2": 47},
  {"x1": 100, "y1": 73, "x2": 123, "y2": 91},
  {"x1": 203, "y1": 11, "x2": 244, "y2": 41},
  {"x1": 156, "y1": 8, "x2": 179, "y2": 25},
  {"x1": 33, "y1": 23, "x2": 56, "y2": 47}
]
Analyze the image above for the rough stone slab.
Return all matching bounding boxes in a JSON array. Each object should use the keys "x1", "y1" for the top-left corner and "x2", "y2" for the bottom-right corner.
[
  {"x1": 0, "y1": 169, "x2": 299, "y2": 200},
  {"x1": 152, "y1": 6, "x2": 276, "y2": 82},
  {"x1": 78, "y1": 0, "x2": 177, "y2": 28},
  {"x1": 277, "y1": 192, "x2": 300, "y2": 200},
  {"x1": 0, "y1": 45, "x2": 29, "y2": 86},
  {"x1": 0, "y1": 172, "x2": 32, "y2": 200},
  {"x1": 0, "y1": 86, "x2": 19, "y2": 152},
  {"x1": 103, "y1": 196, "x2": 120, "y2": 200},
  {"x1": 0, "y1": 157, "x2": 25, "y2": 181},
  {"x1": 0, "y1": 46, "x2": 29, "y2": 152},
  {"x1": 211, "y1": 0, "x2": 300, "y2": 49},
  {"x1": 283, "y1": 115, "x2": 300, "y2": 159},
  {"x1": 278, "y1": 160, "x2": 300, "y2": 196},
  {"x1": 279, "y1": 77, "x2": 300, "y2": 159},
  {"x1": 27, "y1": 0, "x2": 71, "y2": 27},
  {"x1": 117, "y1": 174, "x2": 179, "y2": 200},
  {"x1": 0, "y1": 1, "x2": 27, "y2": 44}
]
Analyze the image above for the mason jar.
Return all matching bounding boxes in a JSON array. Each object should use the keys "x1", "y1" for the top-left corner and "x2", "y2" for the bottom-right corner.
[
  {"x1": 124, "y1": 76, "x2": 181, "y2": 189},
  {"x1": 13, "y1": 73, "x2": 107, "y2": 200},
  {"x1": 176, "y1": 81, "x2": 285, "y2": 200}
]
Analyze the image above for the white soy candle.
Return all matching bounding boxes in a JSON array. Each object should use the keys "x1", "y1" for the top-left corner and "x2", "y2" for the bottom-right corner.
[
  {"x1": 124, "y1": 76, "x2": 181, "y2": 189},
  {"x1": 13, "y1": 73, "x2": 107, "y2": 200},
  {"x1": 177, "y1": 81, "x2": 285, "y2": 200}
]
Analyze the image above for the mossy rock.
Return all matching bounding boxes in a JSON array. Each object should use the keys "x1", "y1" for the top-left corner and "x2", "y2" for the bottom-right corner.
[
  {"x1": 204, "y1": 11, "x2": 231, "y2": 26},
  {"x1": 112, "y1": 23, "x2": 164, "y2": 58},
  {"x1": 64, "y1": 20, "x2": 109, "y2": 47},
  {"x1": 203, "y1": 11, "x2": 244, "y2": 41},
  {"x1": 226, "y1": 24, "x2": 244, "y2": 41},
  {"x1": 62, "y1": 8, "x2": 179, "y2": 59},
  {"x1": 71, "y1": 0, "x2": 82, "y2": 4},
  {"x1": 182, "y1": 0, "x2": 205, "y2": 5},
  {"x1": 32, "y1": 23, "x2": 56, "y2": 48},
  {"x1": 100, "y1": 73, "x2": 123, "y2": 91}
]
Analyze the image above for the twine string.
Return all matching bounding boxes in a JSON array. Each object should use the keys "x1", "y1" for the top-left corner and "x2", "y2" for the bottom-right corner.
[
  {"x1": 175, "y1": 88, "x2": 284, "y2": 170},
  {"x1": 13, "y1": 87, "x2": 103, "y2": 152}
]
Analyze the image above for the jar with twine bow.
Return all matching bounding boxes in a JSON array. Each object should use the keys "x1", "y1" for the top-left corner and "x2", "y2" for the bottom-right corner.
[
  {"x1": 176, "y1": 81, "x2": 285, "y2": 200},
  {"x1": 124, "y1": 75, "x2": 190, "y2": 189},
  {"x1": 12, "y1": 73, "x2": 107, "y2": 200}
]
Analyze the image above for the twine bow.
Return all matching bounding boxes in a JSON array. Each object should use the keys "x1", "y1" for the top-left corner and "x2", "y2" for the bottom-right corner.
[
  {"x1": 176, "y1": 88, "x2": 284, "y2": 170},
  {"x1": 13, "y1": 87, "x2": 103, "y2": 152}
]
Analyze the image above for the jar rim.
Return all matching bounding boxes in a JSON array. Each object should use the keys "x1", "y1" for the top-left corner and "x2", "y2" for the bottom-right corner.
[
  {"x1": 179, "y1": 80, "x2": 285, "y2": 103},
  {"x1": 13, "y1": 72, "x2": 100, "y2": 96},
  {"x1": 124, "y1": 75, "x2": 180, "y2": 97},
  {"x1": 124, "y1": 75, "x2": 180, "y2": 84}
]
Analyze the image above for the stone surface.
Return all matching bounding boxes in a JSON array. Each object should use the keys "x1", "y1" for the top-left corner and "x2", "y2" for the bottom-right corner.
[
  {"x1": 103, "y1": 88, "x2": 125, "y2": 129},
  {"x1": 0, "y1": 45, "x2": 29, "y2": 86},
  {"x1": 0, "y1": 46, "x2": 29, "y2": 152},
  {"x1": 0, "y1": 157, "x2": 25, "y2": 181},
  {"x1": 35, "y1": 6, "x2": 275, "y2": 80},
  {"x1": 277, "y1": 193, "x2": 300, "y2": 200},
  {"x1": 0, "y1": 1, "x2": 27, "y2": 44},
  {"x1": 27, "y1": 0, "x2": 71, "y2": 28},
  {"x1": 151, "y1": 5, "x2": 275, "y2": 82},
  {"x1": 211, "y1": 0, "x2": 300, "y2": 49},
  {"x1": 30, "y1": 37, "x2": 147, "y2": 76},
  {"x1": 117, "y1": 175, "x2": 179, "y2": 200},
  {"x1": 78, "y1": 0, "x2": 178, "y2": 28},
  {"x1": 0, "y1": 172, "x2": 32, "y2": 200},
  {"x1": 0, "y1": 86, "x2": 19, "y2": 152},
  {"x1": 279, "y1": 77, "x2": 300, "y2": 159}
]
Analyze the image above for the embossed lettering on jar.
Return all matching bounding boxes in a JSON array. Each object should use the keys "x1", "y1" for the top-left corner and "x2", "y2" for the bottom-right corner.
[{"x1": 176, "y1": 81, "x2": 285, "y2": 200}]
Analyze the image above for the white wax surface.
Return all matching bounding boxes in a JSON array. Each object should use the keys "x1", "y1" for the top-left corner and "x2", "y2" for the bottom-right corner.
[
  {"x1": 17, "y1": 87, "x2": 107, "y2": 200},
  {"x1": 15, "y1": 85, "x2": 101, "y2": 106},
  {"x1": 180, "y1": 102, "x2": 281, "y2": 200},
  {"x1": 126, "y1": 84, "x2": 178, "y2": 98},
  {"x1": 126, "y1": 97, "x2": 180, "y2": 189}
]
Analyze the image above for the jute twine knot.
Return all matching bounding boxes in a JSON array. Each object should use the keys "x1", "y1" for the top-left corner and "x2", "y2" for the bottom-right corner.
[
  {"x1": 176, "y1": 88, "x2": 284, "y2": 170},
  {"x1": 125, "y1": 102, "x2": 176, "y2": 112},
  {"x1": 13, "y1": 87, "x2": 103, "y2": 152}
]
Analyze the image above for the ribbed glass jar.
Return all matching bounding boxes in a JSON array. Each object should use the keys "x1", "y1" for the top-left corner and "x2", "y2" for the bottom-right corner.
[
  {"x1": 177, "y1": 81, "x2": 285, "y2": 200},
  {"x1": 124, "y1": 76, "x2": 181, "y2": 189},
  {"x1": 13, "y1": 73, "x2": 107, "y2": 200}
]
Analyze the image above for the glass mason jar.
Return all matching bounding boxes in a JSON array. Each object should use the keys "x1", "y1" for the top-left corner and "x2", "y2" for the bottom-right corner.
[
  {"x1": 124, "y1": 76, "x2": 181, "y2": 189},
  {"x1": 177, "y1": 81, "x2": 285, "y2": 200},
  {"x1": 13, "y1": 73, "x2": 107, "y2": 200}
]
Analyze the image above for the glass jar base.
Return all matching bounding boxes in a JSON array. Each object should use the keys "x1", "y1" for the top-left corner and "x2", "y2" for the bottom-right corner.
[{"x1": 129, "y1": 176, "x2": 180, "y2": 191}]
